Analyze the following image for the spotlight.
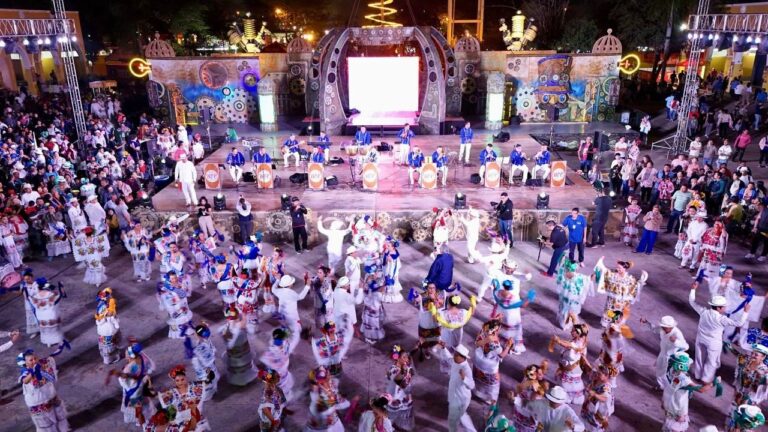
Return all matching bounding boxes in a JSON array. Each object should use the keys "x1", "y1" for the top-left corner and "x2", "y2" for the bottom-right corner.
[
  {"x1": 609, "y1": 190, "x2": 616, "y2": 198},
  {"x1": 44, "y1": 37, "x2": 51, "y2": 45},
  {"x1": 747, "y1": 35, "x2": 754, "y2": 43},
  {"x1": 687, "y1": 33, "x2": 693, "y2": 40},
  {"x1": 281, "y1": 194, "x2": 292, "y2": 211},
  {"x1": 22, "y1": 38, "x2": 29, "y2": 46},
  {"x1": 214, "y1": 193, "x2": 226, "y2": 211},
  {"x1": 536, "y1": 192, "x2": 549, "y2": 210},
  {"x1": 734, "y1": 35, "x2": 739, "y2": 42},
  {"x1": 0, "y1": 40, "x2": 4, "y2": 48},
  {"x1": 454, "y1": 192, "x2": 467, "y2": 209},
  {"x1": 757, "y1": 36, "x2": 762, "y2": 44},
  {"x1": 707, "y1": 34, "x2": 713, "y2": 40},
  {"x1": 70, "y1": 36, "x2": 77, "y2": 42},
  {"x1": 714, "y1": 34, "x2": 720, "y2": 40},
  {"x1": 137, "y1": 190, "x2": 153, "y2": 209},
  {"x1": 37, "y1": 38, "x2": 44, "y2": 45}
]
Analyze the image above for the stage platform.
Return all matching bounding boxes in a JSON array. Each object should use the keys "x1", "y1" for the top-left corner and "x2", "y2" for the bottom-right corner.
[{"x1": 348, "y1": 111, "x2": 419, "y2": 127}]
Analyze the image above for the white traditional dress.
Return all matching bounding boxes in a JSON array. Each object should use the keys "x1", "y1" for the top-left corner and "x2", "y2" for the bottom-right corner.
[
  {"x1": 118, "y1": 353, "x2": 156, "y2": 426},
  {"x1": 733, "y1": 351, "x2": 768, "y2": 406},
  {"x1": 313, "y1": 278, "x2": 335, "y2": 329},
  {"x1": 595, "y1": 326, "x2": 626, "y2": 388},
  {"x1": 473, "y1": 342, "x2": 504, "y2": 403},
  {"x1": 211, "y1": 261, "x2": 237, "y2": 308},
  {"x1": 0, "y1": 222, "x2": 22, "y2": 267},
  {"x1": 435, "y1": 307, "x2": 472, "y2": 349},
  {"x1": 94, "y1": 296, "x2": 120, "y2": 364},
  {"x1": 593, "y1": 258, "x2": 647, "y2": 327},
  {"x1": 697, "y1": 227, "x2": 729, "y2": 277},
  {"x1": 581, "y1": 379, "x2": 613, "y2": 432},
  {"x1": 305, "y1": 379, "x2": 350, "y2": 432},
  {"x1": 662, "y1": 370, "x2": 694, "y2": 432},
  {"x1": 381, "y1": 248, "x2": 403, "y2": 303},
  {"x1": 20, "y1": 356, "x2": 70, "y2": 432},
  {"x1": 72, "y1": 233, "x2": 109, "y2": 286},
  {"x1": 44, "y1": 222, "x2": 70, "y2": 257},
  {"x1": 362, "y1": 287, "x2": 386, "y2": 343},
  {"x1": 358, "y1": 411, "x2": 394, "y2": 432},
  {"x1": 158, "y1": 381, "x2": 210, "y2": 431},
  {"x1": 156, "y1": 280, "x2": 193, "y2": 339},
  {"x1": 491, "y1": 274, "x2": 527, "y2": 353},
  {"x1": 163, "y1": 251, "x2": 191, "y2": 292},
  {"x1": 187, "y1": 335, "x2": 219, "y2": 401},
  {"x1": 30, "y1": 287, "x2": 64, "y2": 347},
  {"x1": 622, "y1": 204, "x2": 642, "y2": 245},
  {"x1": 20, "y1": 278, "x2": 40, "y2": 336},
  {"x1": 260, "y1": 336, "x2": 296, "y2": 402},
  {"x1": 513, "y1": 383, "x2": 544, "y2": 432},
  {"x1": 235, "y1": 277, "x2": 261, "y2": 334},
  {"x1": 555, "y1": 350, "x2": 585, "y2": 404},
  {"x1": 189, "y1": 237, "x2": 216, "y2": 286},
  {"x1": 386, "y1": 360, "x2": 415, "y2": 430},
  {"x1": 123, "y1": 228, "x2": 152, "y2": 281},
  {"x1": 312, "y1": 330, "x2": 352, "y2": 377},
  {"x1": 259, "y1": 386, "x2": 287, "y2": 432},
  {"x1": 555, "y1": 263, "x2": 593, "y2": 330}
]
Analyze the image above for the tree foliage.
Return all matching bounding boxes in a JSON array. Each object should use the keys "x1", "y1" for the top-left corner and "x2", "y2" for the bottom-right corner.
[
  {"x1": 556, "y1": 18, "x2": 598, "y2": 52},
  {"x1": 522, "y1": 0, "x2": 571, "y2": 48}
]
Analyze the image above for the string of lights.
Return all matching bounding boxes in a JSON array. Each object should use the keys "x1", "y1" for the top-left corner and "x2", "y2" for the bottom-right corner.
[{"x1": 364, "y1": 0, "x2": 402, "y2": 27}]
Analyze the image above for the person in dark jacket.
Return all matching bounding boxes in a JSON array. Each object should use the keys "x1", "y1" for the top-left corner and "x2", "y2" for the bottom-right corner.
[
  {"x1": 541, "y1": 219, "x2": 569, "y2": 277},
  {"x1": 746, "y1": 199, "x2": 768, "y2": 260},
  {"x1": 588, "y1": 188, "x2": 612, "y2": 247},
  {"x1": 425, "y1": 244, "x2": 454, "y2": 291},
  {"x1": 494, "y1": 192, "x2": 514, "y2": 246},
  {"x1": 289, "y1": 197, "x2": 308, "y2": 253}
]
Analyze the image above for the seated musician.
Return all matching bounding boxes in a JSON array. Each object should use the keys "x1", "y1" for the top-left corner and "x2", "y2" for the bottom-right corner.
[
  {"x1": 252, "y1": 146, "x2": 272, "y2": 168},
  {"x1": 407, "y1": 146, "x2": 425, "y2": 187},
  {"x1": 317, "y1": 131, "x2": 331, "y2": 164},
  {"x1": 309, "y1": 146, "x2": 325, "y2": 164},
  {"x1": 478, "y1": 143, "x2": 497, "y2": 180},
  {"x1": 282, "y1": 134, "x2": 300, "y2": 168},
  {"x1": 431, "y1": 146, "x2": 449, "y2": 187},
  {"x1": 509, "y1": 143, "x2": 529, "y2": 184},
  {"x1": 531, "y1": 144, "x2": 551, "y2": 181},
  {"x1": 226, "y1": 147, "x2": 246, "y2": 185},
  {"x1": 354, "y1": 127, "x2": 372, "y2": 146}
]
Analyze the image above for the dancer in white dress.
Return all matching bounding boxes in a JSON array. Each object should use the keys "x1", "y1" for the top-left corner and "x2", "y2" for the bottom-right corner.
[
  {"x1": 73, "y1": 227, "x2": 109, "y2": 287},
  {"x1": 18, "y1": 350, "x2": 70, "y2": 432},
  {"x1": 29, "y1": 278, "x2": 65, "y2": 347},
  {"x1": 662, "y1": 352, "x2": 713, "y2": 432},
  {"x1": 381, "y1": 237, "x2": 403, "y2": 303},
  {"x1": 0, "y1": 215, "x2": 23, "y2": 268},
  {"x1": 260, "y1": 328, "x2": 296, "y2": 402},
  {"x1": 385, "y1": 345, "x2": 415, "y2": 430},
  {"x1": 156, "y1": 271, "x2": 194, "y2": 339},
  {"x1": 20, "y1": 270, "x2": 40, "y2": 337},
  {"x1": 122, "y1": 222, "x2": 152, "y2": 282},
  {"x1": 184, "y1": 324, "x2": 219, "y2": 401},
  {"x1": 94, "y1": 287, "x2": 120, "y2": 364},
  {"x1": 473, "y1": 319, "x2": 514, "y2": 404},
  {"x1": 358, "y1": 394, "x2": 395, "y2": 432}
]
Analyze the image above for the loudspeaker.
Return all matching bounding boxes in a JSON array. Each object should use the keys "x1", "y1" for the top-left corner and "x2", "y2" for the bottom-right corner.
[
  {"x1": 470, "y1": 173, "x2": 482, "y2": 184},
  {"x1": 594, "y1": 131, "x2": 610, "y2": 152},
  {"x1": 525, "y1": 178, "x2": 543, "y2": 187},
  {"x1": 325, "y1": 175, "x2": 338, "y2": 186},
  {"x1": 329, "y1": 156, "x2": 344, "y2": 165},
  {"x1": 509, "y1": 116, "x2": 521, "y2": 126},
  {"x1": 243, "y1": 172, "x2": 255, "y2": 183},
  {"x1": 493, "y1": 131, "x2": 510, "y2": 143},
  {"x1": 289, "y1": 173, "x2": 308, "y2": 184},
  {"x1": 377, "y1": 142, "x2": 392, "y2": 152}
]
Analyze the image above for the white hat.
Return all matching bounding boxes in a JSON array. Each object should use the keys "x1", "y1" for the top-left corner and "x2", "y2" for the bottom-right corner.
[
  {"x1": 69, "y1": 197, "x2": 78, "y2": 204},
  {"x1": 330, "y1": 220, "x2": 344, "y2": 230},
  {"x1": 278, "y1": 275, "x2": 296, "y2": 288},
  {"x1": 454, "y1": 344, "x2": 470, "y2": 358},
  {"x1": 708, "y1": 295, "x2": 727, "y2": 307},
  {"x1": 658, "y1": 316, "x2": 677, "y2": 328},
  {"x1": 545, "y1": 386, "x2": 569, "y2": 404},
  {"x1": 86, "y1": 194, "x2": 98, "y2": 202},
  {"x1": 699, "y1": 426, "x2": 719, "y2": 432},
  {"x1": 490, "y1": 241, "x2": 505, "y2": 253},
  {"x1": 502, "y1": 259, "x2": 518, "y2": 270},
  {"x1": 346, "y1": 246, "x2": 358, "y2": 255},
  {"x1": 337, "y1": 276, "x2": 350, "y2": 287},
  {"x1": 753, "y1": 344, "x2": 768, "y2": 356}
]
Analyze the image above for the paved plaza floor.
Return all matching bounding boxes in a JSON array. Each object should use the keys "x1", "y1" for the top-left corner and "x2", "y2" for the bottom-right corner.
[{"x1": 0, "y1": 224, "x2": 763, "y2": 431}]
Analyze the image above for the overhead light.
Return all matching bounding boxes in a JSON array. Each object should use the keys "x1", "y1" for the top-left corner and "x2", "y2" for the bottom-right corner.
[
  {"x1": 280, "y1": 194, "x2": 292, "y2": 211},
  {"x1": 747, "y1": 35, "x2": 754, "y2": 43},
  {"x1": 37, "y1": 38, "x2": 44, "y2": 45},
  {"x1": 214, "y1": 193, "x2": 226, "y2": 211},
  {"x1": 757, "y1": 36, "x2": 762, "y2": 44},
  {"x1": 44, "y1": 37, "x2": 51, "y2": 45},
  {"x1": 734, "y1": 35, "x2": 739, "y2": 42},
  {"x1": 714, "y1": 34, "x2": 720, "y2": 40},
  {"x1": 680, "y1": 23, "x2": 688, "y2": 31},
  {"x1": 708, "y1": 34, "x2": 713, "y2": 40},
  {"x1": 454, "y1": 192, "x2": 467, "y2": 209},
  {"x1": 22, "y1": 38, "x2": 29, "y2": 46},
  {"x1": 70, "y1": 36, "x2": 77, "y2": 42},
  {"x1": 0, "y1": 40, "x2": 5, "y2": 48},
  {"x1": 536, "y1": 192, "x2": 550, "y2": 209},
  {"x1": 687, "y1": 33, "x2": 693, "y2": 40}
]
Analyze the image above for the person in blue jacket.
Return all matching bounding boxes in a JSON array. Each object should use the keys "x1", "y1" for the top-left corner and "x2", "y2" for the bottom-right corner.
[
  {"x1": 532, "y1": 144, "x2": 552, "y2": 181},
  {"x1": 225, "y1": 147, "x2": 246, "y2": 185},
  {"x1": 408, "y1": 146, "x2": 425, "y2": 187},
  {"x1": 252, "y1": 146, "x2": 272, "y2": 164},
  {"x1": 432, "y1": 146, "x2": 449, "y2": 187},
  {"x1": 282, "y1": 134, "x2": 300, "y2": 168},
  {"x1": 398, "y1": 124, "x2": 415, "y2": 165},
  {"x1": 317, "y1": 130, "x2": 331, "y2": 164},
  {"x1": 459, "y1": 121, "x2": 473, "y2": 164},
  {"x1": 309, "y1": 146, "x2": 325, "y2": 164},
  {"x1": 478, "y1": 144, "x2": 497, "y2": 180},
  {"x1": 354, "y1": 127, "x2": 372, "y2": 146},
  {"x1": 425, "y1": 244, "x2": 454, "y2": 291},
  {"x1": 509, "y1": 143, "x2": 529, "y2": 184}
]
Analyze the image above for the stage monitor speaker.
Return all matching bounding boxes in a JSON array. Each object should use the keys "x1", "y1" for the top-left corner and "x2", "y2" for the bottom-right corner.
[
  {"x1": 289, "y1": 173, "x2": 308, "y2": 184},
  {"x1": 329, "y1": 156, "x2": 345, "y2": 165},
  {"x1": 325, "y1": 175, "x2": 338, "y2": 187},
  {"x1": 594, "y1": 131, "x2": 611, "y2": 152},
  {"x1": 525, "y1": 178, "x2": 543, "y2": 187},
  {"x1": 509, "y1": 116, "x2": 521, "y2": 127},
  {"x1": 243, "y1": 172, "x2": 255, "y2": 183},
  {"x1": 377, "y1": 142, "x2": 392, "y2": 152},
  {"x1": 493, "y1": 131, "x2": 510, "y2": 143},
  {"x1": 470, "y1": 173, "x2": 482, "y2": 184}
]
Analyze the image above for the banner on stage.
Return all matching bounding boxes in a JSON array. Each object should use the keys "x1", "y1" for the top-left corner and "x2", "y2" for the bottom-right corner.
[
  {"x1": 551, "y1": 160, "x2": 567, "y2": 188},
  {"x1": 421, "y1": 163, "x2": 438, "y2": 189},
  {"x1": 204, "y1": 163, "x2": 221, "y2": 189},
  {"x1": 484, "y1": 161, "x2": 500, "y2": 188},
  {"x1": 308, "y1": 163, "x2": 324, "y2": 190},
  {"x1": 362, "y1": 163, "x2": 378, "y2": 190},
  {"x1": 256, "y1": 163, "x2": 273, "y2": 189}
]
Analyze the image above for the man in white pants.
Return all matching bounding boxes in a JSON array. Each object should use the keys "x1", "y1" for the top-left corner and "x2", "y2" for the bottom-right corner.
[
  {"x1": 689, "y1": 282, "x2": 749, "y2": 384},
  {"x1": 447, "y1": 344, "x2": 476, "y2": 432},
  {"x1": 174, "y1": 153, "x2": 198, "y2": 206},
  {"x1": 458, "y1": 121, "x2": 473, "y2": 164},
  {"x1": 316, "y1": 216, "x2": 352, "y2": 274},
  {"x1": 680, "y1": 210, "x2": 707, "y2": 269},
  {"x1": 508, "y1": 143, "x2": 529, "y2": 183},
  {"x1": 226, "y1": 147, "x2": 245, "y2": 185},
  {"x1": 397, "y1": 124, "x2": 415, "y2": 165},
  {"x1": 272, "y1": 274, "x2": 310, "y2": 351},
  {"x1": 531, "y1": 144, "x2": 552, "y2": 181},
  {"x1": 282, "y1": 134, "x2": 300, "y2": 168},
  {"x1": 460, "y1": 208, "x2": 480, "y2": 263}
]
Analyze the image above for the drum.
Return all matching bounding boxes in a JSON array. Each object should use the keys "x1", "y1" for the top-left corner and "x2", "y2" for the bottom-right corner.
[
  {"x1": 346, "y1": 146, "x2": 359, "y2": 156},
  {"x1": 359, "y1": 146, "x2": 369, "y2": 156}
]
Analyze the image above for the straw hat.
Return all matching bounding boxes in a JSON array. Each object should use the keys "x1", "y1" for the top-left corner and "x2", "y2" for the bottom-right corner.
[
  {"x1": 278, "y1": 275, "x2": 296, "y2": 288},
  {"x1": 545, "y1": 386, "x2": 568, "y2": 404}
]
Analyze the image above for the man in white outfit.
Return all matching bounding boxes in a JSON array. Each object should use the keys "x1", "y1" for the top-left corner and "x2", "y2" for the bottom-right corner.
[
  {"x1": 689, "y1": 283, "x2": 749, "y2": 384},
  {"x1": 344, "y1": 246, "x2": 363, "y2": 303},
  {"x1": 174, "y1": 153, "x2": 198, "y2": 206},
  {"x1": 529, "y1": 386, "x2": 585, "y2": 431},
  {"x1": 67, "y1": 198, "x2": 88, "y2": 233},
  {"x1": 332, "y1": 276, "x2": 359, "y2": 336},
  {"x1": 84, "y1": 194, "x2": 106, "y2": 234},
  {"x1": 680, "y1": 211, "x2": 708, "y2": 269},
  {"x1": 460, "y1": 208, "x2": 481, "y2": 264},
  {"x1": 447, "y1": 344, "x2": 476, "y2": 432},
  {"x1": 317, "y1": 216, "x2": 352, "y2": 275},
  {"x1": 476, "y1": 240, "x2": 509, "y2": 301},
  {"x1": 272, "y1": 274, "x2": 310, "y2": 351},
  {"x1": 640, "y1": 315, "x2": 689, "y2": 388}
]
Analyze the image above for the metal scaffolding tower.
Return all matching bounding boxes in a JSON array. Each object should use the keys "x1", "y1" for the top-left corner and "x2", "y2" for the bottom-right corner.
[{"x1": 52, "y1": 0, "x2": 86, "y2": 141}]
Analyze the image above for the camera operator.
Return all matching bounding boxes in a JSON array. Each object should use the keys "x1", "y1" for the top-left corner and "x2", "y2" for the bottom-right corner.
[
  {"x1": 493, "y1": 192, "x2": 514, "y2": 246},
  {"x1": 236, "y1": 195, "x2": 253, "y2": 244},
  {"x1": 540, "y1": 218, "x2": 568, "y2": 277},
  {"x1": 290, "y1": 197, "x2": 309, "y2": 253}
]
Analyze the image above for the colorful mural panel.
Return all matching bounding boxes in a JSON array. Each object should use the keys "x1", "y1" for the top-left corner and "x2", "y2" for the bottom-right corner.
[{"x1": 149, "y1": 57, "x2": 261, "y2": 125}]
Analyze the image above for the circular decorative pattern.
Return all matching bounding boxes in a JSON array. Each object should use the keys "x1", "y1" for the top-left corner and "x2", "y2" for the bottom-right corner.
[
  {"x1": 242, "y1": 72, "x2": 258, "y2": 90},
  {"x1": 266, "y1": 211, "x2": 292, "y2": 233},
  {"x1": 221, "y1": 87, "x2": 232, "y2": 97},
  {"x1": 213, "y1": 105, "x2": 228, "y2": 123},
  {"x1": 428, "y1": 71, "x2": 437, "y2": 83},
  {"x1": 195, "y1": 96, "x2": 216, "y2": 113},
  {"x1": 290, "y1": 65, "x2": 302, "y2": 76},
  {"x1": 310, "y1": 81, "x2": 320, "y2": 92},
  {"x1": 447, "y1": 78, "x2": 455, "y2": 87},
  {"x1": 328, "y1": 72, "x2": 336, "y2": 84},
  {"x1": 329, "y1": 105, "x2": 338, "y2": 114},
  {"x1": 413, "y1": 228, "x2": 428, "y2": 242},
  {"x1": 428, "y1": 60, "x2": 435, "y2": 68},
  {"x1": 199, "y1": 61, "x2": 229, "y2": 89},
  {"x1": 464, "y1": 64, "x2": 475, "y2": 75},
  {"x1": 289, "y1": 78, "x2": 306, "y2": 95},
  {"x1": 460, "y1": 77, "x2": 476, "y2": 95},
  {"x1": 325, "y1": 96, "x2": 333, "y2": 106},
  {"x1": 514, "y1": 87, "x2": 539, "y2": 122},
  {"x1": 376, "y1": 212, "x2": 392, "y2": 230}
]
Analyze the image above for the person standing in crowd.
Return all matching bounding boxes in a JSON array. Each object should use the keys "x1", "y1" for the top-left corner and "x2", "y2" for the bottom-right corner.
[
  {"x1": 745, "y1": 199, "x2": 768, "y2": 261},
  {"x1": 589, "y1": 189, "x2": 612, "y2": 248},
  {"x1": 635, "y1": 205, "x2": 663, "y2": 255},
  {"x1": 458, "y1": 121, "x2": 473, "y2": 165},
  {"x1": 398, "y1": 123, "x2": 415, "y2": 165},
  {"x1": 447, "y1": 344, "x2": 476, "y2": 432},
  {"x1": 562, "y1": 208, "x2": 587, "y2": 267},
  {"x1": 289, "y1": 197, "x2": 308, "y2": 253},
  {"x1": 494, "y1": 192, "x2": 514, "y2": 246},
  {"x1": 174, "y1": 152, "x2": 198, "y2": 207},
  {"x1": 236, "y1": 195, "x2": 253, "y2": 244},
  {"x1": 666, "y1": 185, "x2": 692, "y2": 234},
  {"x1": 541, "y1": 218, "x2": 569, "y2": 278}
]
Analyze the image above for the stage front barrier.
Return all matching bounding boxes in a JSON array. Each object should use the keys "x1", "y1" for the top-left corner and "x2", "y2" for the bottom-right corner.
[
  {"x1": 308, "y1": 163, "x2": 324, "y2": 190},
  {"x1": 551, "y1": 161, "x2": 567, "y2": 188},
  {"x1": 362, "y1": 163, "x2": 379, "y2": 191},
  {"x1": 204, "y1": 163, "x2": 221, "y2": 190},
  {"x1": 421, "y1": 163, "x2": 438, "y2": 189},
  {"x1": 484, "y1": 161, "x2": 501, "y2": 188},
  {"x1": 256, "y1": 163, "x2": 274, "y2": 189}
]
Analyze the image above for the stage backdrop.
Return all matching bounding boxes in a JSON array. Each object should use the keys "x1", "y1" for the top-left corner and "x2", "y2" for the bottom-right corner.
[{"x1": 148, "y1": 56, "x2": 261, "y2": 125}]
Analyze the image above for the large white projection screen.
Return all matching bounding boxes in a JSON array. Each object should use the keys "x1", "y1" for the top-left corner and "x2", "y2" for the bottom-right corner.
[{"x1": 347, "y1": 57, "x2": 419, "y2": 113}]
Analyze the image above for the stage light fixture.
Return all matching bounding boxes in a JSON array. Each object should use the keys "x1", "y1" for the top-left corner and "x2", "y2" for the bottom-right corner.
[
  {"x1": 747, "y1": 36, "x2": 754, "y2": 43},
  {"x1": 214, "y1": 193, "x2": 226, "y2": 211},
  {"x1": 714, "y1": 34, "x2": 720, "y2": 40},
  {"x1": 44, "y1": 37, "x2": 51, "y2": 45},
  {"x1": 137, "y1": 191, "x2": 153, "y2": 209},
  {"x1": 281, "y1": 194, "x2": 292, "y2": 211},
  {"x1": 734, "y1": 35, "x2": 739, "y2": 42},
  {"x1": 757, "y1": 36, "x2": 763, "y2": 44},
  {"x1": 23, "y1": 38, "x2": 29, "y2": 46},
  {"x1": 687, "y1": 33, "x2": 692, "y2": 40},
  {"x1": 70, "y1": 36, "x2": 77, "y2": 42},
  {"x1": 454, "y1": 192, "x2": 467, "y2": 209},
  {"x1": 0, "y1": 40, "x2": 5, "y2": 48},
  {"x1": 536, "y1": 192, "x2": 549, "y2": 210},
  {"x1": 707, "y1": 34, "x2": 713, "y2": 40},
  {"x1": 609, "y1": 191, "x2": 616, "y2": 198}
]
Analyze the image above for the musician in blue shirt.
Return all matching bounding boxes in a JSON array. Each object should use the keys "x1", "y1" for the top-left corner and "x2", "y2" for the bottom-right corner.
[
  {"x1": 225, "y1": 147, "x2": 246, "y2": 185},
  {"x1": 478, "y1": 143, "x2": 497, "y2": 180},
  {"x1": 431, "y1": 146, "x2": 449, "y2": 187},
  {"x1": 354, "y1": 126, "x2": 372, "y2": 146},
  {"x1": 407, "y1": 146, "x2": 425, "y2": 187},
  {"x1": 252, "y1": 146, "x2": 272, "y2": 164},
  {"x1": 309, "y1": 146, "x2": 325, "y2": 164},
  {"x1": 282, "y1": 134, "x2": 300, "y2": 168},
  {"x1": 532, "y1": 144, "x2": 552, "y2": 182},
  {"x1": 397, "y1": 124, "x2": 415, "y2": 165},
  {"x1": 459, "y1": 121, "x2": 473, "y2": 164},
  {"x1": 317, "y1": 131, "x2": 331, "y2": 163},
  {"x1": 509, "y1": 143, "x2": 529, "y2": 183}
]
